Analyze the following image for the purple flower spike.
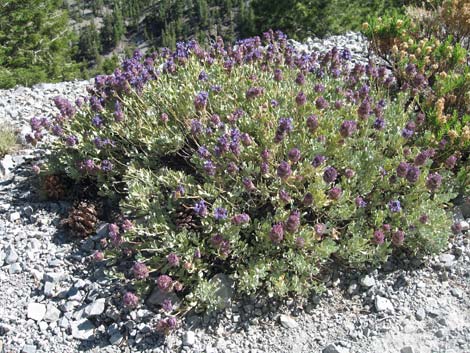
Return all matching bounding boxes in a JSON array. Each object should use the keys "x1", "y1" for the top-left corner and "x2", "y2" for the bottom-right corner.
[
  {"x1": 426, "y1": 173, "x2": 442, "y2": 192},
  {"x1": 396, "y1": 162, "x2": 409, "y2": 178},
  {"x1": 194, "y1": 200, "x2": 208, "y2": 217},
  {"x1": 194, "y1": 91, "x2": 208, "y2": 111},
  {"x1": 373, "y1": 230, "x2": 385, "y2": 245},
  {"x1": 314, "y1": 223, "x2": 326, "y2": 236},
  {"x1": 203, "y1": 160, "x2": 216, "y2": 176},
  {"x1": 303, "y1": 193, "x2": 313, "y2": 206},
  {"x1": 328, "y1": 187, "x2": 342, "y2": 200},
  {"x1": 123, "y1": 292, "x2": 139, "y2": 308},
  {"x1": 286, "y1": 210, "x2": 300, "y2": 233},
  {"x1": 157, "y1": 275, "x2": 173, "y2": 292},
  {"x1": 306, "y1": 115, "x2": 319, "y2": 132},
  {"x1": 243, "y1": 177, "x2": 256, "y2": 192},
  {"x1": 231, "y1": 213, "x2": 250, "y2": 225},
  {"x1": 388, "y1": 200, "x2": 402, "y2": 212},
  {"x1": 214, "y1": 207, "x2": 228, "y2": 220},
  {"x1": 339, "y1": 120, "x2": 357, "y2": 138},
  {"x1": 288, "y1": 148, "x2": 301, "y2": 163},
  {"x1": 132, "y1": 262, "x2": 149, "y2": 280},
  {"x1": 296, "y1": 91, "x2": 307, "y2": 106},
  {"x1": 295, "y1": 72, "x2": 305, "y2": 85},
  {"x1": 270, "y1": 223, "x2": 284, "y2": 244},
  {"x1": 355, "y1": 196, "x2": 367, "y2": 208},
  {"x1": 101, "y1": 159, "x2": 113, "y2": 172},
  {"x1": 167, "y1": 253, "x2": 180, "y2": 267},
  {"x1": 392, "y1": 230, "x2": 405, "y2": 246},
  {"x1": 315, "y1": 96, "x2": 329, "y2": 110},
  {"x1": 445, "y1": 155, "x2": 457, "y2": 169},
  {"x1": 323, "y1": 167, "x2": 338, "y2": 183},
  {"x1": 419, "y1": 214, "x2": 429, "y2": 224},
  {"x1": 312, "y1": 155, "x2": 326, "y2": 168},
  {"x1": 277, "y1": 161, "x2": 292, "y2": 179},
  {"x1": 405, "y1": 166, "x2": 420, "y2": 183}
]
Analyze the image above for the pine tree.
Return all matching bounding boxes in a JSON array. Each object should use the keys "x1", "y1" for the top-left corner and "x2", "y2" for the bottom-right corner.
[
  {"x1": 77, "y1": 22, "x2": 101, "y2": 63},
  {"x1": 0, "y1": 0, "x2": 80, "y2": 88}
]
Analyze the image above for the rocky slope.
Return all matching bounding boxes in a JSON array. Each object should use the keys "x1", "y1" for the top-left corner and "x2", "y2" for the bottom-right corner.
[{"x1": 0, "y1": 33, "x2": 469, "y2": 353}]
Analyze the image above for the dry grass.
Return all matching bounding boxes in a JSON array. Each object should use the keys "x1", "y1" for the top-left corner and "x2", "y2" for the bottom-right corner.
[{"x1": 0, "y1": 122, "x2": 18, "y2": 158}]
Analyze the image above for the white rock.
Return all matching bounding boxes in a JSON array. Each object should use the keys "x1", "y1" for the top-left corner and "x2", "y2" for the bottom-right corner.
[
  {"x1": 375, "y1": 296, "x2": 394, "y2": 312},
  {"x1": 5, "y1": 247, "x2": 18, "y2": 264},
  {"x1": 279, "y1": 314, "x2": 299, "y2": 329},
  {"x1": 8, "y1": 212, "x2": 20, "y2": 223},
  {"x1": 360, "y1": 275, "x2": 376, "y2": 288},
  {"x1": 22, "y1": 344, "x2": 37, "y2": 353},
  {"x1": 0, "y1": 155, "x2": 14, "y2": 176},
  {"x1": 44, "y1": 304, "x2": 61, "y2": 322},
  {"x1": 183, "y1": 331, "x2": 196, "y2": 346},
  {"x1": 323, "y1": 344, "x2": 349, "y2": 353},
  {"x1": 30, "y1": 269, "x2": 43, "y2": 282},
  {"x1": 71, "y1": 319, "x2": 95, "y2": 340},
  {"x1": 8, "y1": 263, "x2": 22, "y2": 274},
  {"x1": 459, "y1": 220, "x2": 469, "y2": 231},
  {"x1": 27, "y1": 303, "x2": 46, "y2": 321},
  {"x1": 84, "y1": 298, "x2": 106, "y2": 317}
]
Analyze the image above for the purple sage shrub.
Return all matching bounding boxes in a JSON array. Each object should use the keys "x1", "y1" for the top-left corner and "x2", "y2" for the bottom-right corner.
[{"x1": 43, "y1": 33, "x2": 455, "y2": 313}]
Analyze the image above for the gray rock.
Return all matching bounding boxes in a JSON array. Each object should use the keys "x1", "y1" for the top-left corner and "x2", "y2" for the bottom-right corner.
[
  {"x1": 439, "y1": 254, "x2": 455, "y2": 268},
  {"x1": 322, "y1": 344, "x2": 349, "y2": 353},
  {"x1": 58, "y1": 317, "x2": 69, "y2": 329},
  {"x1": 360, "y1": 275, "x2": 376, "y2": 288},
  {"x1": 415, "y1": 307, "x2": 426, "y2": 321},
  {"x1": 183, "y1": 331, "x2": 196, "y2": 346},
  {"x1": 435, "y1": 329, "x2": 445, "y2": 338},
  {"x1": 347, "y1": 282, "x2": 358, "y2": 295},
  {"x1": 8, "y1": 211, "x2": 20, "y2": 222},
  {"x1": 0, "y1": 155, "x2": 14, "y2": 176},
  {"x1": 375, "y1": 296, "x2": 394, "y2": 312},
  {"x1": 38, "y1": 321, "x2": 48, "y2": 332},
  {"x1": 22, "y1": 344, "x2": 37, "y2": 353},
  {"x1": 400, "y1": 347, "x2": 414, "y2": 353},
  {"x1": 8, "y1": 263, "x2": 22, "y2": 274},
  {"x1": 5, "y1": 247, "x2": 18, "y2": 264},
  {"x1": 44, "y1": 304, "x2": 61, "y2": 322},
  {"x1": 459, "y1": 220, "x2": 469, "y2": 231},
  {"x1": 109, "y1": 332, "x2": 123, "y2": 346},
  {"x1": 279, "y1": 314, "x2": 299, "y2": 329},
  {"x1": 209, "y1": 273, "x2": 235, "y2": 309},
  {"x1": 30, "y1": 269, "x2": 44, "y2": 282},
  {"x1": 83, "y1": 298, "x2": 106, "y2": 317},
  {"x1": 147, "y1": 289, "x2": 181, "y2": 309},
  {"x1": 27, "y1": 303, "x2": 46, "y2": 321},
  {"x1": 44, "y1": 272, "x2": 66, "y2": 283},
  {"x1": 71, "y1": 319, "x2": 95, "y2": 340},
  {"x1": 43, "y1": 281, "x2": 55, "y2": 297}
]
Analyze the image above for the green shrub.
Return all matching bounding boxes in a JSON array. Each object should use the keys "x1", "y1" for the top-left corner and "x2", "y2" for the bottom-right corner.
[{"x1": 42, "y1": 34, "x2": 456, "y2": 326}]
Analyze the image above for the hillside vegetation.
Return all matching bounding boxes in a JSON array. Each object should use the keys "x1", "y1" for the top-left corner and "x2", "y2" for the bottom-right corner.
[{"x1": 1, "y1": 0, "x2": 420, "y2": 88}]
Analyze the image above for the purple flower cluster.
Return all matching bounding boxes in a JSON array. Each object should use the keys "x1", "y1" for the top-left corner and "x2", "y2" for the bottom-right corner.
[
  {"x1": 194, "y1": 91, "x2": 208, "y2": 111},
  {"x1": 132, "y1": 262, "x2": 149, "y2": 279},
  {"x1": 270, "y1": 223, "x2": 284, "y2": 243},
  {"x1": 194, "y1": 200, "x2": 208, "y2": 217},
  {"x1": 388, "y1": 200, "x2": 402, "y2": 213},
  {"x1": 339, "y1": 120, "x2": 357, "y2": 138}
]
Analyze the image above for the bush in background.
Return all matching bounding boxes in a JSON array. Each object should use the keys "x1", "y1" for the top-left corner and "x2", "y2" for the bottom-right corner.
[{"x1": 363, "y1": 1, "x2": 470, "y2": 195}]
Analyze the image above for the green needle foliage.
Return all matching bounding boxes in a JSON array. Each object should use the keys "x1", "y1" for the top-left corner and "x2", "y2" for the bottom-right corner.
[{"x1": 0, "y1": 0, "x2": 80, "y2": 88}]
